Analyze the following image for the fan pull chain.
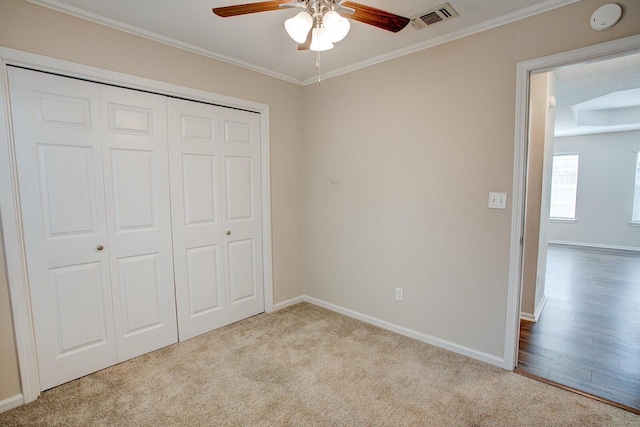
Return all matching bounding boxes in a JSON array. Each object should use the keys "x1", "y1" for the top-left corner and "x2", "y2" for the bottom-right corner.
[{"x1": 315, "y1": 52, "x2": 321, "y2": 85}]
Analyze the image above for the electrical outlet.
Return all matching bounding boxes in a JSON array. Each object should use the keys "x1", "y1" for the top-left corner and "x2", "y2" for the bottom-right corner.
[{"x1": 395, "y1": 287, "x2": 404, "y2": 302}]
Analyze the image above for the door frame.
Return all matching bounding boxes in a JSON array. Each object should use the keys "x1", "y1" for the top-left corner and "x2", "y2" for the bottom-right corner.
[
  {"x1": 504, "y1": 34, "x2": 640, "y2": 370},
  {"x1": 0, "y1": 47, "x2": 274, "y2": 403}
]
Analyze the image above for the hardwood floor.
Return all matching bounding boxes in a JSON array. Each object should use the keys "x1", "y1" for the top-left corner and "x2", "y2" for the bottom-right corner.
[{"x1": 517, "y1": 244, "x2": 640, "y2": 412}]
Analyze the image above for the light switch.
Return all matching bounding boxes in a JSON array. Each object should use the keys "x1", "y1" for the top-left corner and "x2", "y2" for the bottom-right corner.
[{"x1": 488, "y1": 192, "x2": 507, "y2": 209}]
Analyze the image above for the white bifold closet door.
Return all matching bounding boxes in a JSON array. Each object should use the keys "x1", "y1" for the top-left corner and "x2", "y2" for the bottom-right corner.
[
  {"x1": 8, "y1": 67, "x2": 177, "y2": 390},
  {"x1": 168, "y1": 98, "x2": 264, "y2": 341},
  {"x1": 98, "y1": 85, "x2": 177, "y2": 361}
]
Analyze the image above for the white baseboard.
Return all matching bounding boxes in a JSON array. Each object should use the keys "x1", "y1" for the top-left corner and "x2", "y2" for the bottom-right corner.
[
  {"x1": 273, "y1": 295, "x2": 305, "y2": 311},
  {"x1": 534, "y1": 295, "x2": 547, "y2": 321},
  {"x1": 0, "y1": 394, "x2": 24, "y2": 413},
  {"x1": 548, "y1": 240, "x2": 640, "y2": 252},
  {"x1": 520, "y1": 312, "x2": 535, "y2": 322},
  {"x1": 303, "y1": 296, "x2": 504, "y2": 369},
  {"x1": 520, "y1": 295, "x2": 547, "y2": 323}
]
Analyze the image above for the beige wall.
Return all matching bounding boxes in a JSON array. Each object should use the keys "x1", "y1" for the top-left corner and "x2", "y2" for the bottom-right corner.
[
  {"x1": 536, "y1": 74, "x2": 557, "y2": 314},
  {"x1": 301, "y1": 0, "x2": 640, "y2": 358},
  {"x1": 521, "y1": 72, "x2": 556, "y2": 318},
  {"x1": 0, "y1": 224, "x2": 21, "y2": 399},
  {"x1": 0, "y1": 0, "x2": 304, "y2": 401}
]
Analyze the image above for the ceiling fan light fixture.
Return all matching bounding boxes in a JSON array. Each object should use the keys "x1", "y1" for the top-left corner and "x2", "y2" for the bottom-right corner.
[
  {"x1": 285, "y1": 11, "x2": 313, "y2": 44},
  {"x1": 323, "y1": 10, "x2": 350, "y2": 43},
  {"x1": 310, "y1": 26, "x2": 334, "y2": 52}
]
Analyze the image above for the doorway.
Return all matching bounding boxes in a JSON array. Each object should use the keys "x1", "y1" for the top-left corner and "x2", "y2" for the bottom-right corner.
[
  {"x1": 518, "y1": 53, "x2": 640, "y2": 410},
  {"x1": 504, "y1": 34, "x2": 640, "y2": 413}
]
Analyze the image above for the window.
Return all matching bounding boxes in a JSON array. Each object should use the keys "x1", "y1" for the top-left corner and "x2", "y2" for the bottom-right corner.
[
  {"x1": 633, "y1": 152, "x2": 640, "y2": 223},
  {"x1": 550, "y1": 154, "x2": 579, "y2": 220}
]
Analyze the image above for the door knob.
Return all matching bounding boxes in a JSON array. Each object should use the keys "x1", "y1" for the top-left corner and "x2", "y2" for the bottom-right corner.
[
  {"x1": 97, "y1": 245, "x2": 104, "y2": 251},
  {"x1": 226, "y1": 230, "x2": 231, "y2": 236}
]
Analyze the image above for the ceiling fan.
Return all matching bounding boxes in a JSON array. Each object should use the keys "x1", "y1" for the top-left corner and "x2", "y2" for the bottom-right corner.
[{"x1": 212, "y1": 0, "x2": 410, "y2": 52}]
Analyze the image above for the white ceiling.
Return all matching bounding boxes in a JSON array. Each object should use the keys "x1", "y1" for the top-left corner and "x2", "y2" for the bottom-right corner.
[
  {"x1": 553, "y1": 52, "x2": 640, "y2": 137},
  {"x1": 28, "y1": 0, "x2": 579, "y2": 85}
]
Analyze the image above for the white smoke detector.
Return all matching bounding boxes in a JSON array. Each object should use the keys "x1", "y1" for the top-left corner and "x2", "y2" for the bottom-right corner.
[{"x1": 590, "y1": 3, "x2": 623, "y2": 31}]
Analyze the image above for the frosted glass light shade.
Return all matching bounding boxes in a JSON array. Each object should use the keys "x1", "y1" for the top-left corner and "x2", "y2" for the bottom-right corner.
[
  {"x1": 323, "y1": 10, "x2": 350, "y2": 43},
  {"x1": 310, "y1": 27, "x2": 334, "y2": 51},
  {"x1": 285, "y1": 11, "x2": 313, "y2": 43}
]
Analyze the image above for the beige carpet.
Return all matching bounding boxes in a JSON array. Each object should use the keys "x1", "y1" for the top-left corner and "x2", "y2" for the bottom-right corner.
[{"x1": 1, "y1": 302, "x2": 638, "y2": 426}]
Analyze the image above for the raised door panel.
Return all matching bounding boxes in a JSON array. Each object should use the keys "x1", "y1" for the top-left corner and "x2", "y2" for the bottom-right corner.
[
  {"x1": 36, "y1": 145, "x2": 99, "y2": 239},
  {"x1": 183, "y1": 154, "x2": 218, "y2": 226},
  {"x1": 32, "y1": 91, "x2": 92, "y2": 130},
  {"x1": 111, "y1": 149, "x2": 156, "y2": 231},
  {"x1": 227, "y1": 239, "x2": 257, "y2": 303},
  {"x1": 7, "y1": 67, "x2": 117, "y2": 390},
  {"x1": 220, "y1": 108, "x2": 264, "y2": 323},
  {"x1": 186, "y1": 245, "x2": 223, "y2": 315},
  {"x1": 100, "y1": 85, "x2": 177, "y2": 361},
  {"x1": 108, "y1": 103, "x2": 153, "y2": 136},
  {"x1": 225, "y1": 156, "x2": 254, "y2": 222},
  {"x1": 117, "y1": 254, "x2": 163, "y2": 336},
  {"x1": 168, "y1": 98, "x2": 226, "y2": 341},
  {"x1": 48, "y1": 262, "x2": 110, "y2": 354}
]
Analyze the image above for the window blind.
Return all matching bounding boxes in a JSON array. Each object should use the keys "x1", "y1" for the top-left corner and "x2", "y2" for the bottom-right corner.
[
  {"x1": 633, "y1": 152, "x2": 640, "y2": 223},
  {"x1": 550, "y1": 154, "x2": 579, "y2": 220}
]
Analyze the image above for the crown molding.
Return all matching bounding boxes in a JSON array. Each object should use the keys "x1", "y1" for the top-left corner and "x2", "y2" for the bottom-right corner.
[
  {"x1": 24, "y1": 0, "x2": 303, "y2": 85},
  {"x1": 303, "y1": 0, "x2": 580, "y2": 85},
  {"x1": 26, "y1": 0, "x2": 579, "y2": 87}
]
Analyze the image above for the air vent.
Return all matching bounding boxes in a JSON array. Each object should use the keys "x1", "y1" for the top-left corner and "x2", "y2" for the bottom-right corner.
[{"x1": 411, "y1": 3, "x2": 459, "y2": 30}]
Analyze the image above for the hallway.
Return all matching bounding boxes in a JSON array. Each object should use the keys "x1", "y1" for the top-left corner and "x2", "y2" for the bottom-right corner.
[{"x1": 517, "y1": 244, "x2": 640, "y2": 412}]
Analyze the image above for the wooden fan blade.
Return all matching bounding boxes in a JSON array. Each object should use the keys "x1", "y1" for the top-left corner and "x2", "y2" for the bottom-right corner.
[
  {"x1": 342, "y1": 1, "x2": 409, "y2": 33},
  {"x1": 213, "y1": 0, "x2": 293, "y2": 17}
]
